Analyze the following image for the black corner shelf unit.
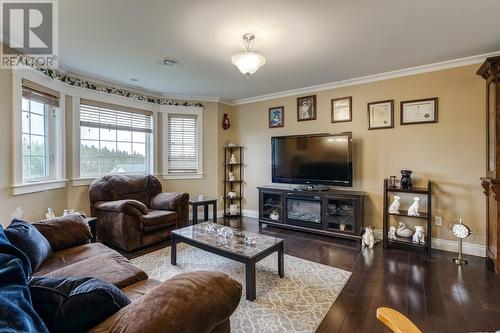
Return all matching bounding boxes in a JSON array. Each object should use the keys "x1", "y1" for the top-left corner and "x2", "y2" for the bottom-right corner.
[
  {"x1": 223, "y1": 146, "x2": 243, "y2": 217},
  {"x1": 383, "y1": 179, "x2": 432, "y2": 257}
]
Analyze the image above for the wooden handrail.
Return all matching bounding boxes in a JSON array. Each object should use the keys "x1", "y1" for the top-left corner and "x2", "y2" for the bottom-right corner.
[{"x1": 376, "y1": 307, "x2": 422, "y2": 333}]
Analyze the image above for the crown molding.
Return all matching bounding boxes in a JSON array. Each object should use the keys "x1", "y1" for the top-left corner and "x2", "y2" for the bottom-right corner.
[
  {"x1": 162, "y1": 94, "x2": 221, "y2": 103},
  {"x1": 61, "y1": 64, "x2": 223, "y2": 104},
  {"x1": 227, "y1": 50, "x2": 500, "y2": 106}
]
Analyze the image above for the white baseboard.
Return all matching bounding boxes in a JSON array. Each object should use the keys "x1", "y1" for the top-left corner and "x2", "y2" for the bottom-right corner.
[
  {"x1": 242, "y1": 210, "x2": 486, "y2": 257},
  {"x1": 242, "y1": 209, "x2": 259, "y2": 219}
]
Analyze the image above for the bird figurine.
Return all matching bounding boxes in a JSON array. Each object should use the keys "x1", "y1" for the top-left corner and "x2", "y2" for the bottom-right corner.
[{"x1": 396, "y1": 222, "x2": 414, "y2": 238}]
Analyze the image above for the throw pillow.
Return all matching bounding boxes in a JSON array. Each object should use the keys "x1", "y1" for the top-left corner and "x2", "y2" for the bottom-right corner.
[
  {"x1": 5, "y1": 219, "x2": 52, "y2": 272},
  {"x1": 0, "y1": 226, "x2": 49, "y2": 333},
  {"x1": 33, "y1": 213, "x2": 92, "y2": 252},
  {"x1": 29, "y1": 276, "x2": 131, "y2": 333}
]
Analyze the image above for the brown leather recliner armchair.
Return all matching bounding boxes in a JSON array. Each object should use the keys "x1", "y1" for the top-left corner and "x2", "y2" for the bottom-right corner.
[{"x1": 89, "y1": 175, "x2": 189, "y2": 252}]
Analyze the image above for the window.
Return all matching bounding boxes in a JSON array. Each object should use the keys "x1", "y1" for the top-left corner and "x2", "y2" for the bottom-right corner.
[
  {"x1": 167, "y1": 114, "x2": 198, "y2": 173},
  {"x1": 79, "y1": 103, "x2": 153, "y2": 177},
  {"x1": 21, "y1": 87, "x2": 59, "y2": 182},
  {"x1": 163, "y1": 106, "x2": 203, "y2": 179}
]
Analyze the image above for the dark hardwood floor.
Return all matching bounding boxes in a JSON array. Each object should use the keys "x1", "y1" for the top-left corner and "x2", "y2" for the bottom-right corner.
[{"x1": 128, "y1": 217, "x2": 500, "y2": 333}]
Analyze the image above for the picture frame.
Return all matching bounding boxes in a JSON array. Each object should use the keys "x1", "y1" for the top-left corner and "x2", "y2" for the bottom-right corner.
[
  {"x1": 269, "y1": 106, "x2": 284, "y2": 128},
  {"x1": 331, "y1": 96, "x2": 352, "y2": 123},
  {"x1": 297, "y1": 95, "x2": 317, "y2": 121},
  {"x1": 401, "y1": 97, "x2": 438, "y2": 125},
  {"x1": 367, "y1": 100, "x2": 394, "y2": 130}
]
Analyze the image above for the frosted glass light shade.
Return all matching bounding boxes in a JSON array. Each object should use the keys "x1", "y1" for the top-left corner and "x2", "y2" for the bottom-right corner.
[{"x1": 231, "y1": 51, "x2": 266, "y2": 76}]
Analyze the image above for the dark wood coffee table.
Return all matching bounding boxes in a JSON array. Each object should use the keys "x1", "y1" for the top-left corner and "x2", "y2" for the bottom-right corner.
[{"x1": 171, "y1": 222, "x2": 284, "y2": 301}]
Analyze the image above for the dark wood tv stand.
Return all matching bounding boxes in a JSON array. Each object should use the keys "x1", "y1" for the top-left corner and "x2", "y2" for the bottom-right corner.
[{"x1": 258, "y1": 186, "x2": 365, "y2": 241}]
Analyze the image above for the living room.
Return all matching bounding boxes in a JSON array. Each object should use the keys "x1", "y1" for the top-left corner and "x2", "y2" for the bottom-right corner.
[{"x1": 1, "y1": 1, "x2": 500, "y2": 332}]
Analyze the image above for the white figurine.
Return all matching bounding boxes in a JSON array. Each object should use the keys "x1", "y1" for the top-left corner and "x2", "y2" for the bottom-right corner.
[
  {"x1": 227, "y1": 191, "x2": 236, "y2": 199},
  {"x1": 10, "y1": 207, "x2": 23, "y2": 220},
  {"x1": 269, "y1": 210, "x2": 280, "y2": 221},
  {"x1": 228, "y1": 172, "x2": 235, "y2": 181},
  {"x1": 388, "y1": 226, "x2": 397, "y2": 240},
  {"x1": 362, "y1": 226, "x2": 375, "y2": 249},
  {"x1": 229, "y1": 204, "x2": 238, "y2": 215},
  {"x1": 45, "y1": 207, "x2": 56, "y2": 220},
  {"x1": 229, "y1": 153, "x2": 237, "y2": 164},
  {"x1": 388, "y1": 195, "x2": 401, "y2": 214},
  {"x1": 412, "y1": 225, "x2": 426, "y2": 244},
  {"x1": 396, "y1": 222, "x2": 414, "y2": 238},
  {"x1": 407, "y1": 197, "x2": 421, "y2": 216}
]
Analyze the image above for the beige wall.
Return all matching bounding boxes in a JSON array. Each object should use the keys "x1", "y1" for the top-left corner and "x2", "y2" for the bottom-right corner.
[{"x1": 230, "y1": 65, "x2": 486, "y2": 244}]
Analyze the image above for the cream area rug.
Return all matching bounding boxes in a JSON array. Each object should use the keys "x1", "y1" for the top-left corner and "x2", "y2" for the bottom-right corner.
[{"x1": 131, "y1": 244, "x2": 351, "y2": 333}]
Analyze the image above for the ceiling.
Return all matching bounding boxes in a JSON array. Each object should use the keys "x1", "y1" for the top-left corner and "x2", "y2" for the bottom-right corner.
[{"x1": 59, "y1": 0, "x2": 500, "y2": 103}]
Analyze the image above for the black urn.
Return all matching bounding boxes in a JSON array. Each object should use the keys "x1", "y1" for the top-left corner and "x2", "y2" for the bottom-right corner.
[{"x1": 400, "y1": 170, "x2": 413, "y2": 189}]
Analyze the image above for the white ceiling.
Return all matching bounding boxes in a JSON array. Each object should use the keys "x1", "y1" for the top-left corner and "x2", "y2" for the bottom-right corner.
[{"x1": 59, "y1": 0, "x2": 500, "y2": 103}]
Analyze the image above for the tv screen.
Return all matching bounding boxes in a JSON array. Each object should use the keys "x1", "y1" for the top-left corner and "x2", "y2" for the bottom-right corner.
[{"x1": 272, "y1": 133, "x2": 352, "y2": 186}]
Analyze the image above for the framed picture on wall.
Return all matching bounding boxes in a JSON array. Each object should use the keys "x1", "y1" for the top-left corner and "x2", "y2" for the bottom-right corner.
[
  {"x1": 367, "y1": 100, "x2": 394, "y2": 130},
  {"x1": 331, "y1": 96, "x2": 352, "y2": 123},
  {"x1": 269, "y1": 106, "x2": 284, "y2": 128},
  {"x1": 401, "y1": 98, "x2": 438, "y2": 125},
  {"x1": 297, "y1": 95, "x2": 317, "y2": 121}
]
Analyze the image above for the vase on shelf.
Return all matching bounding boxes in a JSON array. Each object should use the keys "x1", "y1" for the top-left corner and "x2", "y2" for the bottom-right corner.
[
  {"x1": 229, "y1": 204, "x2": 238, "y2": 215},
  {"x1": 400, "y1": 170, "x2": 413, "y2": 189}
]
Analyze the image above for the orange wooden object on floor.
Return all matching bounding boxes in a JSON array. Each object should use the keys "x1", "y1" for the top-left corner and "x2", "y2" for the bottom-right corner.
[{"x1": 376, "y1": 307, "x2": 423, "y2": 333}]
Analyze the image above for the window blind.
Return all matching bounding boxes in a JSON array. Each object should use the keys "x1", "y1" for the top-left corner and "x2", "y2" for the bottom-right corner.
[
  {"x1": 22, "y1": 86, "x2": 59, "y2": 107},
  {"x1": 80, "y1": 104, "x2": 152, "y2": 133},
  {"x1": 167, "y1": 114, "x2": 198, "y2": 173}
]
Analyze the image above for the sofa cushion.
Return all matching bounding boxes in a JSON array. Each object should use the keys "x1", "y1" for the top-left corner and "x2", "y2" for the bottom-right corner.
[
  {"x1": 121, "y1": 279, "x2": 162, "y2": 302},
  {"x1": 34, "y1": 243, "x2": 148, "y2": 289},
  {"x1": 29, "y1": 276, "x2": 130, "y2": 333},
  {"x1": 33, "y1": 213, "x2": 92, "y2": 252},
  {"x1": 0, "y1": 226, "x2": 49, "y2": 333},
  {"x1": 5, "y1": 219, "x2": 52, "y2": 272},
  {"x1": 142, "y1": 209, "x2": 178, "y2": 231}
]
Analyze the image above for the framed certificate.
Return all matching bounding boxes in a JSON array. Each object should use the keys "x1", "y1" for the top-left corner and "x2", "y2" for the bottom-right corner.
[
  {"x1": 367, "y1": 100, "x2": 394, "y2": 130},
  {"x1": 401, "y1": 98, "x2": 438, "y2": 125},
  {"x1": 331, "y1": 96, "x2": 352, "y2": 123}
]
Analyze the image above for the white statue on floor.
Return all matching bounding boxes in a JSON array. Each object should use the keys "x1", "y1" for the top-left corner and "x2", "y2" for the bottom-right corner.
[
  {"x1": 362, "y1": 226, "x2": 375, "y2": 249},
  {"x1": 388, "y1": 195, "x2": 400, "y2": 214},
  {"x1": 407, "y1": 197, "x2": 420, "y2": 216}
]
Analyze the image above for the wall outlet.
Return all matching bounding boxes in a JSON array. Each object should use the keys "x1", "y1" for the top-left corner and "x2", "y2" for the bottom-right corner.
[{"x1": 435, "y1": 216, "x2": 442, "y2": 226}]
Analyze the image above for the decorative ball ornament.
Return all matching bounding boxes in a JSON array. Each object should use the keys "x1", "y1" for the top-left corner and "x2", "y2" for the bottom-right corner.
[{"x1": 449, "y1": 218, "x2": 472, "y2": 265}]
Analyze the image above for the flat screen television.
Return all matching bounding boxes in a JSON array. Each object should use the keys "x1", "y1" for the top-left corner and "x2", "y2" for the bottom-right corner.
[{"x1": 271, "y1": 133, "x2": 352, "y2": 187}]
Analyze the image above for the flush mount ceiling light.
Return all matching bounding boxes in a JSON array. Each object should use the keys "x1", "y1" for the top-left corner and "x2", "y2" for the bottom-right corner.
[{"x1": 231, "y1": 33, "x2": 266, "y2": 78}]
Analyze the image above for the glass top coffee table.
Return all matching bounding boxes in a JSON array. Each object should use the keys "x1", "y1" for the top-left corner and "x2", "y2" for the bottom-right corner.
[{"x1": 171, "y1": 222, "x2": 284, "y2": 301}]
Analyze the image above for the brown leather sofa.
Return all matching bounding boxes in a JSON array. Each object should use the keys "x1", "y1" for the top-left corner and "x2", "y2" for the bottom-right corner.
[
  {"x1": 89, "y1": 175, "x2": 189, "y2": 252},
  {"x1": 32, "y1": 214, "x2": 242, "y2": 333}
]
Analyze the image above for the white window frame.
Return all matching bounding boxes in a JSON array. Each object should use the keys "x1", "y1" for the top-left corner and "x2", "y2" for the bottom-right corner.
[
  {"x1": 11, "y1": 71, "x2": 67, "y2": 195},
  {"x1": 72, "y1": 96, "x2": 159, "y2": 186},
  {"x1": 162, "y1": 105, "x2": 203, "y2": 180}
]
